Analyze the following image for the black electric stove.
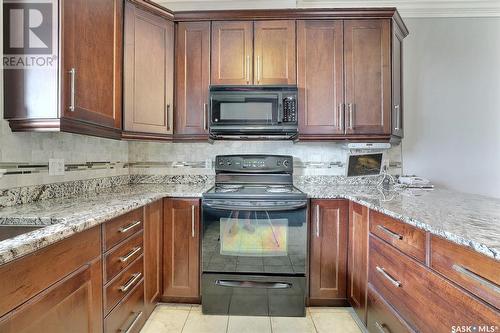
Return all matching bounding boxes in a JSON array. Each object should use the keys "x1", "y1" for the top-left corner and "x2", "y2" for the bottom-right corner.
[{"x1": 201, "y1": 155, "x2": 308, "y2": 317}]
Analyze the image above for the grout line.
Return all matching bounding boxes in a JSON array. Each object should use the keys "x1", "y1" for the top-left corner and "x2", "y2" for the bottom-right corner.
[
  {"x1": 307, "y1": 307, "x2": 320, "y2": 333},
  {"x1": 180, "y1": 304, "x2": 192, "y2": 333},
  {"x1": 269, "y1": 315, "x2": 273, "y2": 333},
  {"x1": 225, "y1": 314, "x2": 230, "y2": 333}
]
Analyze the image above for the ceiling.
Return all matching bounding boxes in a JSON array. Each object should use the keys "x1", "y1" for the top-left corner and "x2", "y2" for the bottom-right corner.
[{"x1": 151, "y1": 0, "x2": 500, "y2": 17}]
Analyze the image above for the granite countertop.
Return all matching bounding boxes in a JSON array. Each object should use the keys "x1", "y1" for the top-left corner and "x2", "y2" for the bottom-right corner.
[
  {"x1": 296, "y1": 183, "x2": 500, "y2": 261},
  {"x1": 0, "y1": 181, "x2": 499, "y2": 266},
  {"x1": 0, "y1": 183, "x2": 212, "y2": 265}
]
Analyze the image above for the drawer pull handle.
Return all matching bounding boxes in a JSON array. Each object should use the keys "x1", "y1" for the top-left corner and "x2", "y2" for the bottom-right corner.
[
  {"x1": 452, "y1": 264, "x2": 500, "y2": 294},
  {"x1": 375, "y1": 322, "x2": 390, "y2": 333},
  {"x1": 377, "y1": 225, "x2": 403, "y2": 240},
  {"x1": 119, "y1": 220, "x2": 142, "y2": 233},
  {"x1": 119, "y1": 272, "x2": 142, "y2": 292},
  {"x1": 121, "y1": 311, "x2": 143, "y2": 333},
  {"x1": 376, "y1": 266, "x2": 402, "y2": 288},
  {"x1": 119, "y1": 246, "x2": 142, "y2": 263}
]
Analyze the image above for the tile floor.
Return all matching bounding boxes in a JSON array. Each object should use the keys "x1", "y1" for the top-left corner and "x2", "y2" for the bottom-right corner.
[{"x1": 140, "y1": 304, "x2": 365, "y2": 333}]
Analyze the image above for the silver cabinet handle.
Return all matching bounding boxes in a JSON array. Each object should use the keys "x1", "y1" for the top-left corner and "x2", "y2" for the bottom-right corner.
[
  {"x1": 347, "y1": 103, "x2": 354, "y2": 129},
  {"x1": 394, "y1": 104, "x2": 400, "y2": 131},
  {"x1": 119, "y1": 246, "x2": 142, "y2": 263},
  {"x1": 203, "y1": 103, "x2": 208, "y2": 131},
  {"x1": 246, "y1": 55, "x2": 250, "y2": 84},
  {"x1": 452, "y1": 264, "x2": 500, "y2": 293},
  {"x1": 377, "y1": 225, "x2": 403, "y2": 240},
  {"x1": 336, "y1": 104, "x2": 342, "y2": 128},
  {"x1": 119, "y1": 272, "x2": 142, "y2": 292},
  {"x1": 166, "y1": 104, "x2": 171, "y2": 130},
  {"x1": 68, "y1": 68, "x2": 76, "y2": 112},
  {"x1": 315, "y1": 205, "x2": 320, "y2": 238},
  {"x1": 375, "y1": 322, "x2": 390, "y2": 333},
  {"x1": 121, "y1": 311, "x2": 143, "y2": 333},
  {"x1": 340, "y1": 103, "x2": 345, "y2": 131},
  {"x1": 376, "y1": 266, "x2": 401, "y2": 288},
  {"x1": 257, "y1": 55, "x2": 261, "y2": 84},
  {"x1": 191, "y1": 205, "x2": 195, "y2": 238},
  {"x1": 119, "y1": 220, "x2": 142, "y2": 233}
]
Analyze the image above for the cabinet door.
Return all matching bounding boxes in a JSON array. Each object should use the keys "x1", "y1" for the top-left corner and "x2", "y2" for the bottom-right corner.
[
  {"x1": 124, "y1": 2, "x2": 174, "y2": 135},
  {"x1": 175, "y1": 22, "x2": 210, "y2": 138},
  {"x1": 212, "y1": 21, "x2": 253, "y2": 85},
  {"x1": 392, "y1": 24, "x2": 404, "y2": 138},
  {"x1": 297, "y1": 20, "x2": 344, "y2": 137},
  {"x1": 309, "y1": 200, "x2": 348, "y2": 303},
  {"x1": 62, "y1": 0, "x2": 122, "y2": 129},
  {"x1": 348, "y1": 202, "x2": 369, "y2": 324},
  {"x1": 254, "y1": 20, "x2": 296, "y2": 85},
  {"x1": 144, "y1": 200, "x2": 163, "y2": 316},
  {"x1": 0, "y1": 260, "x2": 102, "y2": 333},
  {"x1": 163, "y1": 198, "x2": 200, "y2": 301},
  {"x1": 344, "y1": 20, "x2": 391, "y2": 135}
]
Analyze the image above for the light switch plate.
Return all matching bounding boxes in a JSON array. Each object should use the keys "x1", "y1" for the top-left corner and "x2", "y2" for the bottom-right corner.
[{"x1": 49, "y1": 159, "x2": 65, "y2": 176}]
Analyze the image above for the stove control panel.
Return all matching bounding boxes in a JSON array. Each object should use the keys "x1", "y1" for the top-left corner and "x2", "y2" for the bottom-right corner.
[{"x1": 215, "y1": 155, "x2": 293, "y2": 173}]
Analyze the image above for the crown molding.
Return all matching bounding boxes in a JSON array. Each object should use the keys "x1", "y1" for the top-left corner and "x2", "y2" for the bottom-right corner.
[{"x1": 154, "y1": 0, "x2": 500, "y2": 17}]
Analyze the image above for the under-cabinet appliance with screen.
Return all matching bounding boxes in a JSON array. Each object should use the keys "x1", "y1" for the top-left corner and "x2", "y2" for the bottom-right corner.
[
  {"x1": 209, "y1": 86, "x2": 298, "y2": 140},
  {"x1": 202, "y1": 155, "x2": 308, "y2": 317}
]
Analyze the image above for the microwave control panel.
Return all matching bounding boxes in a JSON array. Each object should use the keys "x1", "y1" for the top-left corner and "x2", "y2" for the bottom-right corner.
[{"x1": 282, "y1": 96, "x2": 297, "y2": 123}]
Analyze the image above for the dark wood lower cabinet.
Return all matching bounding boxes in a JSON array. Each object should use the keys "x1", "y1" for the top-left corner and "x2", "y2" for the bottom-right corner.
[
  {"x1": 163, "y1": 198, "x2": 201, "y2": 302},
  {"x1": 104, "y1": 280, "x2": 146, "y2": 333},
  {"x1": 369, "y1": 235, "x2": 500, "y2": 332},
  {"x1": 144, "y1": 200, "x2": 163, "y2": 316},
  {"x1": 367, "y1": 284, "x2": 414, "y2": 333},
  {"x1": 309, "y1": 200, "x2": 348, "y2": 305},
  {"x1": 0, "y1": 259, "x2": 103, "y2": 333},
  {"x1": 347, "y1": 202, "x2": 369, "y2": 324}
]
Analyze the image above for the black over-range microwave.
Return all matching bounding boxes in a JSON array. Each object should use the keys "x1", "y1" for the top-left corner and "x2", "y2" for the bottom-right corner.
[{"x1": 208, "y1": 86, "x2": 298, "y2": 140}]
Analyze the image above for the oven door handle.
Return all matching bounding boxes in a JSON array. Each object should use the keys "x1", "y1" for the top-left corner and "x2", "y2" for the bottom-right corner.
[
  {"x1": 216, "y1": 279, "x2": 292, "y2": 289},
  {"x1": 203, "y1": 201, "x2": 307, "y2": 211}
]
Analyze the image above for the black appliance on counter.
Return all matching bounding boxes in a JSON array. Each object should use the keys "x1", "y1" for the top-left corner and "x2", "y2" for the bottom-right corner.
[
  {"x1": 201, "y1": 155, "x2": 308, "y2": 317},
  {"x1": 208, "y1": 86, "x2": 298, "y2": 140}
]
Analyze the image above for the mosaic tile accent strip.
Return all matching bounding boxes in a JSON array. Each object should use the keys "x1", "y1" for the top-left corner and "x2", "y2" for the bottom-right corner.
[
  {"x1": 0, "y1": 162, "x2": 127, "y2": 175},
  {"x1": 130, "y1": 174, "x2": 215, "y2": 185},
  {"x1": 294, "y1": 175, "x2": 385, "y2": 186}
]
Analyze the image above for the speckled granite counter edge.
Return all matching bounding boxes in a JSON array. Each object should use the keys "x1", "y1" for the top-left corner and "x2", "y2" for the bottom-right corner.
[{"x1": 1, "y1": 182, "x2": 498, "y2": 266}]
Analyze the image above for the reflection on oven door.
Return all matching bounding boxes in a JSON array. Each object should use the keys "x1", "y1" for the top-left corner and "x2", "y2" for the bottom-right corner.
[{"x1": 220, "y1": 218, "x2": 288, "y2": 257}]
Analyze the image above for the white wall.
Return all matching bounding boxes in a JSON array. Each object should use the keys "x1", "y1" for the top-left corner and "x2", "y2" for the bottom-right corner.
[{"x1": 402, "y1": 18, "x2": 500, "y2": 198}]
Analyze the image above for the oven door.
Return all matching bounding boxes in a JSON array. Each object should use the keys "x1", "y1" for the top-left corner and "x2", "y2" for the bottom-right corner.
[
  {"x1": 210, "y1": 93, "x2": 280, "y2": 127},
  {"x1": 201, "y1": 199, "x2": 307, "y2": 276}
]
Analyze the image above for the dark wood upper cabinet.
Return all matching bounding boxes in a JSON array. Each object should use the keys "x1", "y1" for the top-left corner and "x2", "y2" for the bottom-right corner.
[
  {"x1": 297, "y1": 20, "x2": 344, "y2": 137},
  {"x1": 163, "y1": 198, "x2": 200, "y2": 302},
  {"x1": 144, "y1": 200, "x2": 163, "y2": 317},
  {"x1": 348, "y1": 202, "x2": 369, "y2": 324},
  {"x1": 211, "y1": 21, "x2": 254, "y2": 85},
  {"x1": 254, "y1": 20, "x2": 296, "y2": 85},
  {"x1": 392, "y1": 23, "x2": 405, "y2": 138},
  {"x1": 4, "y1": 0, "x2": 123, "y2": 139},
  {"x1": 62, "y1": 0, "x2": 122, "y2": 130},
  {"x1": 175, "y1": 22, "x2": 211, "y2": 139},
  {"x1": 309, "y1": 200, "x2": 348, "y2": 304},
  {"x1": 344, "y1": 19, "x2": 391, "y2": 135},
  {"x1": 123, "y1": 2, "x2": 174, "y2": 137}
]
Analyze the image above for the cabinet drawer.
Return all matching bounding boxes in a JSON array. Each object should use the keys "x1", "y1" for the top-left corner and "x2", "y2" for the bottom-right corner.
[
  {"x1": 105, "y1": 256, "x2": 144, "y2": 315},
  {"x1": 0, "y1": 227, "x2": 101, "y2": 318},
  {"x1": 105, "y1": 280, "x2": 145, "y2": 333},
  {"x1": 430, "y1": 236, "x2": 500, "y2": 309},
  {"x1": 367, "y1": 284, "x2": 414, "y2": 333},
  {"x1": 104, "y1": 208, "x2": 144, "y2": 251},
  {"x1": 104, "y1": 231, "x2": 144, "y2": 283},
  {"x1": 369, "y1": 211, "x2": 426, "y2": 263},
  {"x1": 369, "y1": 235, "x2": 499, "y2": 332}
]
